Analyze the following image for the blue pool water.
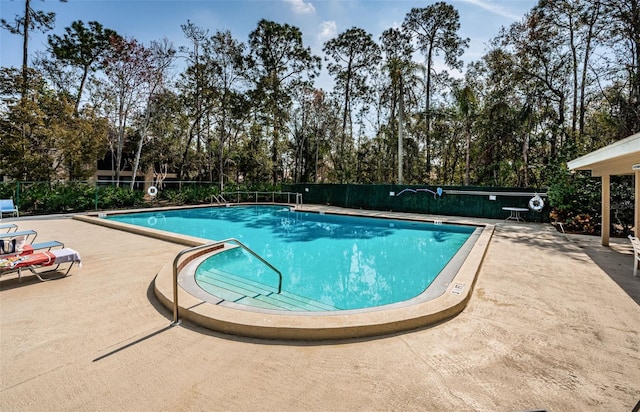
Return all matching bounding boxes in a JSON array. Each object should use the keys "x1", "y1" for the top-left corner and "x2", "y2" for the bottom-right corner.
[{"x1": 108, "y1": 206, "x2": 475, "y2": 310}]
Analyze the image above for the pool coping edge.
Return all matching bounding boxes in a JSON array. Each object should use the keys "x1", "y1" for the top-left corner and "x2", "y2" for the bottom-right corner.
[{"x1": 74, "y1": 207, "x2": 494, "y2": 340}]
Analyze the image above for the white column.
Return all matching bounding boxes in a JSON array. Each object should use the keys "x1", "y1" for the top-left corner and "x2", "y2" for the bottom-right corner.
[
  {"x1": 635, "y1": 170, "x2": 640, "y2": 236},
  {"x1": 602, "y1": 174, "x2": 610, "y2": 246}
]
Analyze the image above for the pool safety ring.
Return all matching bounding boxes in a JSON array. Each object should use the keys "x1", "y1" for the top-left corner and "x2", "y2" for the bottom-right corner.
[
  {"x1": 147, "y1": 186, "x2": 158, "y2": 197},
  {"x1": 529, "y1": 194, "x2": 544, "y2": 211}
]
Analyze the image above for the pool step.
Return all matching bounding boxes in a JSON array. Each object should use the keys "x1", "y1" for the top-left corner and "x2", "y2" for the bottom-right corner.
[{"x1": 197, "y1": 268, "x2": 338, "y2": 312}]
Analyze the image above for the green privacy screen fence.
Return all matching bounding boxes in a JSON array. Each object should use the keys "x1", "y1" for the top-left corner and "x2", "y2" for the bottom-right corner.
[
  {"x1": 0, "y1": 180, "x2": 548, "y2": 222},
  {"x1": 284, "y1": 184, "x2": 549, "y2": 222}
]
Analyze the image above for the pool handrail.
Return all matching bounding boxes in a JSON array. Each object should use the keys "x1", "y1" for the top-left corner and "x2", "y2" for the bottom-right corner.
[
  {"x1": 210, "y1": 194, "x2": 227, "y2": 205},
  {"x1": 172, "y1": 237, "x2": 283, "y2": 325},
  {"x1": 221, "y1": 191, "x2": 302, "y2": 207}
]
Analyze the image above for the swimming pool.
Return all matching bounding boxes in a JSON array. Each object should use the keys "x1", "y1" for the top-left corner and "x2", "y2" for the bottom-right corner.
[{"x1": 107, "y1": 205, "x2": 476, "y2": 311}]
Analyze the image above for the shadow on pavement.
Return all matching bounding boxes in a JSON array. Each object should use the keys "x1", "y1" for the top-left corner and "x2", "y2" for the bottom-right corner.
[{"x1": 566, "y1": 233, "x2": 640, "y2": 305}]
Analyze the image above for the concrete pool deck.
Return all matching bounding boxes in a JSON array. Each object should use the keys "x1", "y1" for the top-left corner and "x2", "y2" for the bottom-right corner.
[{"x1": 1, "y1": 207, "x2": 639, "y2": 411}]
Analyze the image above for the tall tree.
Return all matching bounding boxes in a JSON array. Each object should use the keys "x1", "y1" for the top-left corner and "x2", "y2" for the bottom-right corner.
[
  {"x1": 0, "y1": 67, "x2": 106, "y2": 180},
  {"x1": 48, "y1": 20, "x2": 120, "y2": 113},
  {"x1": 1, "y1": 0, "x2": 68, "y2": 97},
  {"x1": 574, "y1": 0, "x2": 603, "y2": 137},
  {"x1": 130, "y1": 38, "x2": 176, "y2": 189},
  {"x1": 143, "y1": 89, "x2": 188, "y2": 189},
  {"x1": 501, "y1": 8, "x2": 571, "y2": 159},
  {"x1": 101, "y1": 36, "x2": 154, "y2": 185},
  {"x1": 177, "y1": 20, "x2": 209, "y2": 181},
  {"x1": 381, "y1": 27, "x2": 415, "y2": 184},
  {"x1": 202, "y1": 30, "x2": 250, "y2": 189},
  {"x1": 402, "y1": 2, "x2": 469, "y2": 177},
  {"x1": 452, "y1": 83, "x2": 477, "y2": 185},
  {"x1": 602, "y1": 0, "x2": 640, "y2": 136},
  {"x1": 323, "y1": 27, "x2": 380, "y2": 182},
  {"x1": 249, "y1": 19, "x2": 320, "y2": 184},
  {"x1": 0, "y1": 68, "x2": 54, "y2": 180},
  {"x1": 529, "y1": 0, "x2": 603, "y2": 142}
]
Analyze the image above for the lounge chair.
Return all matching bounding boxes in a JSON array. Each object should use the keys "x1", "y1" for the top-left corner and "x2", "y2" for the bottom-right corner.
[
  {"x1": 0, "y1": 199, "x2": 19, "y2": 219},
  {"x1": 0, "y1": 248, "x2": 81, "y2": 281},
  {"x1": 1, "y1": 239, "x2": 65, "y2": 257},
  {"x1": 629, "y1": 235, "x2": 640, "y2": 277},
  {"x1": 0, "y1": 223, "x2": 18, "y2": 233},
  {"x1": 0, "y1": 230, "x2": 38, "y2": 245},
  {"x1": 1, "y1": 230, "x2": 64, "y2": 262}
]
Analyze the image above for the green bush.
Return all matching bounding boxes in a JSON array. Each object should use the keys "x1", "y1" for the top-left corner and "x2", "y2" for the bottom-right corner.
[
  {"x1": 547, "y1": 166, "x2": 634, "y2": 236},
  {"x1": 0, "y1": 181, "x2": 148, "y2": 215},
  {"x1": 96, "y1": 186, "x2": 144, "y2": 209},
  {"x1": 158, "y1": 188, "x2": 186, "y2": 204},
  {"x1": 0, "y1": 179, "x2": 284, "y2": 214},
  {"x1": 0, "y1": 182, "x2": 17, "y2": 199}
]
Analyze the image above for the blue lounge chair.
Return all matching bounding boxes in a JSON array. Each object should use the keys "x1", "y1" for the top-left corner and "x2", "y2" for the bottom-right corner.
[
  {"x1": 0, "y1": 223, "x2": 18, "y2": 233},
  {"x1": 0, "y1": 230, "x2": 38, "y2": 244},
  {"x1": 0, "y1": 199, "x2": 19, "y2": 219}
]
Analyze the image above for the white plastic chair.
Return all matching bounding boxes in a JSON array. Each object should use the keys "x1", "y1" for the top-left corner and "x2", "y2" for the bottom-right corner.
[{"x1": 629, "y1": 235, "x2": 640, "y2": 277}]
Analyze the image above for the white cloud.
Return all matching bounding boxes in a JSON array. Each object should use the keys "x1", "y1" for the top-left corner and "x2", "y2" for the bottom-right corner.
[
  {"x1": 318, "y1": 21, "x2": 337, "y2": 42},
  {"x1": 283, "y1": 0, "x2": 316, "y2": 14},
  {"x1": 458, "y1": 0, "x2": 522, "y2": 21}
]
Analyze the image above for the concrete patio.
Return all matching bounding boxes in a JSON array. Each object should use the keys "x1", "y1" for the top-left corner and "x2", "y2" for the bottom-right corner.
[{"x1": 1, "y1": 209, "x2": 638, "y2": 411}]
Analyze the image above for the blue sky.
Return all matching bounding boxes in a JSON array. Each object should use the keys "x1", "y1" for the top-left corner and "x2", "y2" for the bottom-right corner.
[{"x1": 1, "y1": 0, "x2": 537, "y2": 86}]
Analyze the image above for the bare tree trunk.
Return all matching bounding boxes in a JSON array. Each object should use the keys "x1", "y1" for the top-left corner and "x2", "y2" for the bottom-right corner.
[
  {"x1": 523, "y1": 131, "x2": 530, "y2": 187},
  {"x1": 398, "y1": 88, "x2": 404, "y2": 185},
  {"x1": 218, "y1": 115, "x2": 226, "y2": 192},
  {"x1": 464, "y1": 121, "x2": 471, "y2": 186},
  {"x1": 425, "y1": 50, "x2": 433, "y2": 178},
  {"x1": 21, "y1": 0, "x2": 31, "y2": 98},
  {"x1": 569, "y1": 13, "x2": 578, "y2": 137},
  {"x1": 131, "y1": 136, "x2": 144, "y2": 190}
]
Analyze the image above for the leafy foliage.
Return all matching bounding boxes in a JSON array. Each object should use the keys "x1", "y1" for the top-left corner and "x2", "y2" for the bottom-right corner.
[
  {"x1": 48, "y1": 20, "x2": 120, "y2": 112},
  {"x1": 0, "y1": 68, "x2": 107, "y2": 181},
  {"x1": 1, "y1": 1, "x2": 638, "y2": 234}
]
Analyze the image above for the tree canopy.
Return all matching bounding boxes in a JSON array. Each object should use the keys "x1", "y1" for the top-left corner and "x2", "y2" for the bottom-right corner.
[{"x1": 0, "y1": 0, "x2": 637, "y2": 203}]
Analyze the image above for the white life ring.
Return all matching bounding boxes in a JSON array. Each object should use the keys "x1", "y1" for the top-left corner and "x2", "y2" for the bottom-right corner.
[
  {"x1": 529, "y1": 194, "x2": 544, "y2": 212},
  {"x1": 147, "y1": 216, "x2": 157, "y2": 226},
  {"x1": 147, "y1": 186, "x2": 158, "y2": 197}
]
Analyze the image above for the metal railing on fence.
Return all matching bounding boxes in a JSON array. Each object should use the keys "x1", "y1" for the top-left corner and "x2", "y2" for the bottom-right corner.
[{"x1": 220, "y1": 191, "x2": 303, "y2": 207}]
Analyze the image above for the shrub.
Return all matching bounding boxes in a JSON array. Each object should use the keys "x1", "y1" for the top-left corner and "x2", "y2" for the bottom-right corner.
[
  {"x1": 96, "y1": 185, "x2": 144, "y2": 209},
  {"x1": 548, "y1": 166, "x2": 634, "y2": 236}
]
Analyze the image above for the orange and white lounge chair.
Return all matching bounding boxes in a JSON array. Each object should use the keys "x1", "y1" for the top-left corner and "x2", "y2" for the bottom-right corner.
[{"x1": 0, "y1": 248, "x2": 81, "y2": 281}]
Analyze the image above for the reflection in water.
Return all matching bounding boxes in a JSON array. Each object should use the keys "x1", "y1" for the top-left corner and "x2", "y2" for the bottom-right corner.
[{"x1": 432, "y1": 231, "x2": 450, "y2": 243}]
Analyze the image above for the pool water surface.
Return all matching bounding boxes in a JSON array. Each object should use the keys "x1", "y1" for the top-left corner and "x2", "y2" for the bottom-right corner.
[{"x1": 108, "y1": 205, "x2": 475, "y2": 310}]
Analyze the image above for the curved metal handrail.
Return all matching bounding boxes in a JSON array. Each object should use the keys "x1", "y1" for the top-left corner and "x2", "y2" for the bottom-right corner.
[
  {"x1": 210, "y1": 194, "x2": 228, "y2": 204},
  {"x1": 221, "y1": 191, "x2": 302, "y2": 207},
  {"x1": 172, "y1": 238, "x2": 282, "y2": 325}
]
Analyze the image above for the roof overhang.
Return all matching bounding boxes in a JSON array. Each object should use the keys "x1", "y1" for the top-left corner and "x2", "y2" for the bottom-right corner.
[{"x1": 567, "y1": 132, "x2": 640, "y2": 176}]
